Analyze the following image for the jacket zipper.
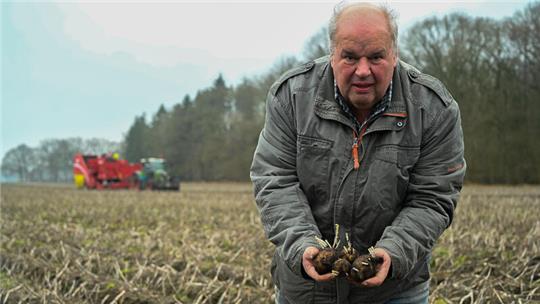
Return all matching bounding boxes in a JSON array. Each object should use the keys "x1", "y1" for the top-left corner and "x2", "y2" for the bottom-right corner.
[
  {"x1": 352, "y1": 124, "x2": 369, "y2": 170},
  {"x1": 332, "y1": 123, "x2": 367, "y2": 230}
]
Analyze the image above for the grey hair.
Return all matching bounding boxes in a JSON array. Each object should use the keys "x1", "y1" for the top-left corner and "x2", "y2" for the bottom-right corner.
[{"x1": 328, "y1": 1, "x2": 399, "y2": 54}]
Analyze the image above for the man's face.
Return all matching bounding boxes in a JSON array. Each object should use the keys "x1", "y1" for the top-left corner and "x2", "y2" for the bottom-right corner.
[{"x1": 331, "y1": 9, "x2": 397, "y2": 118}]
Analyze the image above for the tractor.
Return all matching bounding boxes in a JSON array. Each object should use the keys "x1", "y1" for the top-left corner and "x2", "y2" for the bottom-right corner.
[{"x1": 136, "y1": 157, "x2": 180, "y2": 191}]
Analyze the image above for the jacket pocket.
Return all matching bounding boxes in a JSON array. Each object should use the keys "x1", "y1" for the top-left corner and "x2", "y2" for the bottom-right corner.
[
  {"x1": 297, "y1": 135, "x2": 333, "y2": 205},
  {"x1": 272, "y1": 251, "x2": 315, "y2": 303},
  {"x1": 371, "y1": 145, "x2": 420, "y2": 208},
  {"x1": 374, "y1": 144, "x2": 420, "y2": 169}
]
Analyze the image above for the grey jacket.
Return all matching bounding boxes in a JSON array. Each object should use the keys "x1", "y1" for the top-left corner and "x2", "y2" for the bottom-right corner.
[{"x1": 250, "y1": 56, "x2": 466, "y2": 303}]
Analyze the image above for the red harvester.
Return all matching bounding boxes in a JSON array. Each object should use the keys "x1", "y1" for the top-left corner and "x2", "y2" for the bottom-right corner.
[{"x1": 73, "y1": 153, "x2": 142, "y2": 190}]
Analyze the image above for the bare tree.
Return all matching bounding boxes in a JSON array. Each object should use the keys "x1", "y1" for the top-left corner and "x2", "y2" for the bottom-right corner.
[
  {"x1": 302, "y1": 26, "x2": 330, "y2": 61},
  {"x1": 1, "y1": 144, "x2": 35, "y2": 182}
]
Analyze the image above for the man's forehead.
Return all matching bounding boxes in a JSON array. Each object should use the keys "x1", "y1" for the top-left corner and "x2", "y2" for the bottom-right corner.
[
  {"x1": 337, "y1": 37, "x2": 390, "y2": 55},
  {"x1": 338, "y1": 4, "x2": 388, "y2": 24},
  {"x1": 335, "y1": 20, "x2": 392, "y2": 50},
  {"x1": 339, "y1": 16, "x2": 388, "y2": 33}
]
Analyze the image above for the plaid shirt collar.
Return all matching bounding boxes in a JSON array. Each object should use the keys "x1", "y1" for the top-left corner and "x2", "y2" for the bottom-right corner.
[{"x1": 334, "y1": 80, "x2": 393, "y2": 131}]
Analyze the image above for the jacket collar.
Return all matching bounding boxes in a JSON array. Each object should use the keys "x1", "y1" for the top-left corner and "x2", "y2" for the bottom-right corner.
[
  {"x1": 387, "y1": 62, "x2": 408, "y2": 114},
  {"x1": 313, "y1": 59, "x2": 355, "y2": 130}
]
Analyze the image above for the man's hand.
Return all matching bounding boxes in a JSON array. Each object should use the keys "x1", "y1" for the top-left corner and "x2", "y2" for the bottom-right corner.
[
  {"x1": 302, "y1": 246, "x2": 336, "y2": 282},
  {"x1": 360, "y1": 247, "x2": 391, "y2": 287}
]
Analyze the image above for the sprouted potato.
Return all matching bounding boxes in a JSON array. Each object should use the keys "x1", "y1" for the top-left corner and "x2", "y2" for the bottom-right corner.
[{"x1": 312, "y1": 225, "x2": 383, "y2": 283}]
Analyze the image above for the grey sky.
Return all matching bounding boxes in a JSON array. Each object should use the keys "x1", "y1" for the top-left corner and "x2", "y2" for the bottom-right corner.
[{"x1": 1, "y1": 1, "x2": 531, "y2": 159}]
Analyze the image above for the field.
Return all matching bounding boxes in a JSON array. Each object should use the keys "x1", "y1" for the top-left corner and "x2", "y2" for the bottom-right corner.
[{"x1": 1, "y1": 183, "x2": 539, "y2": 303}]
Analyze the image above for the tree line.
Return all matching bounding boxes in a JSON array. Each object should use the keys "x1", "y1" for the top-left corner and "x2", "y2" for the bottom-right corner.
[
  {"x1": 400, "y1": 2, "x2": 539, "y2": 183},
  {"x1": 2, "y1": 2, "x2": 538, "y2": 184},
  {"x1": 1, "y1": 138, "x2": 121, "y2": 182}
]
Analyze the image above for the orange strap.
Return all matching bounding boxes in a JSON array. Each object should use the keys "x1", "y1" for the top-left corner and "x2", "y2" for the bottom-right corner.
[
  {"x1": 352, "y1": 130, "x2": 359, "y2": 170},
  {"x1": 352, "y1": 126, "x2": 367, "y2": 170}
]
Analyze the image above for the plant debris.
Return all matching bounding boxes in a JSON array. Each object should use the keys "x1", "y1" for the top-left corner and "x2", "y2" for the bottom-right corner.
[{"x1": 0, "y1": 184, "x2": 539, "y2": 303}]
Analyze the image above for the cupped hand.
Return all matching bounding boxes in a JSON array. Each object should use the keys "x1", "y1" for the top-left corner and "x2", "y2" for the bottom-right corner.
[
  {"x1": 302, "y1": 246, "x2": 336, "y2": 282},
  {"x1": 359, "y1": 247, "x2": 391, "y2": 287}
]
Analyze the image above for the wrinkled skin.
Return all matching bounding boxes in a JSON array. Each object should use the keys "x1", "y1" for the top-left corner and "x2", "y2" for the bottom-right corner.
[{"x1": 330, "y1": 4, "x2": 397, "y2": 122}]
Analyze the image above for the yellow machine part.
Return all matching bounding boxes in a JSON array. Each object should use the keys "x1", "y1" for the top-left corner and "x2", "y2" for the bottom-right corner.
[{"x1": 74, "y1": 174, "x2": 85, "y2": 189}]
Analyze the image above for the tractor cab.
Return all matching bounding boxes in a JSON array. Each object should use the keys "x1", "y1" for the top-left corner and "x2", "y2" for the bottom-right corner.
[{"x1": 138, "y1": 157, "x2": 180, "y2": 191}]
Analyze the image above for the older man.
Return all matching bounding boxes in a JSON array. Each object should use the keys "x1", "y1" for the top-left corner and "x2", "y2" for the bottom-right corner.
[{"x1": 251, "y1": 3, "x2": 465, "y2": 304}]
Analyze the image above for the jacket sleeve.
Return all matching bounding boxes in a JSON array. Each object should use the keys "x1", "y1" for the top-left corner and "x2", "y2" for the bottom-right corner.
[
  {"x1": 250, "y1": 86, "x2": 321, "y2": 277},
  {"x1": 376, "y1": 100, "x2": 466, "y2": 279}
]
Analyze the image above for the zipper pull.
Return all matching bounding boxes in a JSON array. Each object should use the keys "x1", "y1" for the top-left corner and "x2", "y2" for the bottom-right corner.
[{"x1": 352, "y1": 131, "x2": 359, "y2": 170}]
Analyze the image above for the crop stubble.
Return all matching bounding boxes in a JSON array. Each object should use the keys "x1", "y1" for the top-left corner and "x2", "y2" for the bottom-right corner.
[{"x1": 0, "y1": 183, "x2": 538, "y2": 303}]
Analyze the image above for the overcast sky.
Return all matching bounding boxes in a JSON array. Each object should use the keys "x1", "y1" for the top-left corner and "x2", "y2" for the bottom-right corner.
[{"x1": 1, "y1": 0, "x2": 531, "y2": 159}]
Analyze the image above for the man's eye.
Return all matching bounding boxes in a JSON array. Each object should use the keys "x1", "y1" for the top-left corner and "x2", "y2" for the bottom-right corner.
[
  {"x1": 343, "y1": 55, "x2": 356, "y2": 63},
  {"x1": 370, "y1": 55, "x2": 383, "y2": 62}
]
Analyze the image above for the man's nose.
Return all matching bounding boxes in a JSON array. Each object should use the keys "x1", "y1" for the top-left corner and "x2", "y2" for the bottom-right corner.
[{"x1": 355, "y1": 58, "x2": 371, "y2": 78}]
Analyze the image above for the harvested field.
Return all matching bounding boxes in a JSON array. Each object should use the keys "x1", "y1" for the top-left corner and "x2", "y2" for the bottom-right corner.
[{"x1": 0, "y1": 183, "x2": 539, "y2": 303}]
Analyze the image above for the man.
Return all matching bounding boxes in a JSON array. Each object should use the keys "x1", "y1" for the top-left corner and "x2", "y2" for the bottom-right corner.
[{"x1": 250, "y1": 2, "x2": 465, "y2": 303}]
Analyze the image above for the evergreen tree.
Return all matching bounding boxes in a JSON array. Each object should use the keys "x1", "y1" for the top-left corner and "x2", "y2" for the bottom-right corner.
[{"x1": 124, "y1": 115, "x2": 150, "y2": 163}]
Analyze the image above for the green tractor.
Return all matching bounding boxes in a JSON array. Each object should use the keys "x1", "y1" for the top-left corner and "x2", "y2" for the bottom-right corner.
[{"x1": 137, "y1": 158, "x2": 180, "y2": 191}]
